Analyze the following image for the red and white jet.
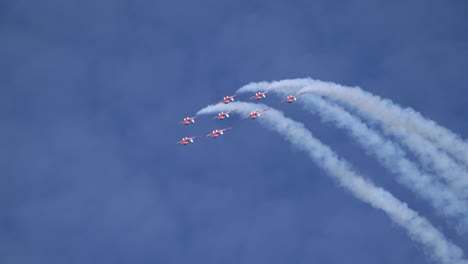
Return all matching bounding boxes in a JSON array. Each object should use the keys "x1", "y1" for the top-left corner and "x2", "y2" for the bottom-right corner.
[
  {"x1": 242, "y1": 108, "x2": 270, "y2": 119},
  {"x1": 212, "y1": 110, "x2": 237, "y2": 120},
  {"x1": 220, "y1": 95, "x2": 237, "y2": 104},
  {"x1": 249, "y1": 89, "x2": 274, "y2": 100},
  {"x1": 281, "y1": 92, "x2": 307, "y2": 103},
  {"x1": 177, "y1": 136, "x2": 199, "y2": 145},
  {"x1": 179, "y1": 116, "x2": 197, "y2": 125},
  {"x1": 207, "y1": 128, "x2": 232, "y2": 138}
]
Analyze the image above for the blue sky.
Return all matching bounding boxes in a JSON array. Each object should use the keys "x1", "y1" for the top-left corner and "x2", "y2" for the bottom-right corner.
[{"x1": 2, "y1": 0, "x2": 468, "y2": 263}]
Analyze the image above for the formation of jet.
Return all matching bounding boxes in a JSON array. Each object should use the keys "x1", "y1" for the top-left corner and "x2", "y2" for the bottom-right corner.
[
  {"x1": 207, "y1": 128, "x2": 232, "y2": 138},
  {"x1": 242, "y1": 108, "x2": 270, "y2": 119},
  {"x1": 178, "y1": 90, "x2": 305, "y2": 145},
  {"x1": 281, "y1": 92, "x2": 307, "y2": 103},
  {"x1": 249, "y1": 90, "x2": 273, "y2": 100},
  {"x1": 179, "y1": 116, "x2": 196, "y2": 125},
  {"x1": 212, "y1": 110, "x2": 237, "y2": 120},
  {"x1": 177, "y1": 136, "x2": 198, "y2": 145},
  {"x1": 220, "y1": 95, "x2": 237, "y2": 104}
]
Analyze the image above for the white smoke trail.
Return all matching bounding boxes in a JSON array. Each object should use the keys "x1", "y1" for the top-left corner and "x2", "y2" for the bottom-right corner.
[
  {"x1": 197, "y1": 102, "x2": 467, "y2": 264},
  {"x1": 299, "y1": 80, "x2": 468, "y2": 165},
  {"x1": 237, "y1": 86, "x2": 468, "y2": 232},
  {"x1": 238, "y1": 79, "x2": 468, "y2": 198}
]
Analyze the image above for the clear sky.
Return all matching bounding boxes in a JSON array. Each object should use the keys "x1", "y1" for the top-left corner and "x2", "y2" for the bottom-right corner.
[{"x1": 2, "y1": 0, "x2": 468, "y2": 263}]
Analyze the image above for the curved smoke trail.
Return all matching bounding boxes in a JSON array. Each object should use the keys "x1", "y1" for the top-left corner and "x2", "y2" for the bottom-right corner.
[
  {"x1": 197, "y1": 102, "x2": 467, "y2": 264},
  {"x1": 299, "y1": 79, "x2": 468, "y2": 166},
  {"x1": 236, "y1": 86, "x2": 468, "y2": 232},
  {"x1": 238, "y1": 79, "x2": 468, "y2": 198}
]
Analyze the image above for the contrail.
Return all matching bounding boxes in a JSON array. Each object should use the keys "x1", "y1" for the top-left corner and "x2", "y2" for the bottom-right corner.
[
  {"x1": 236, "y1": 86, "x2": 468, "y2": 232},
  {"x1": 238, "y1": 79, "x2": 468, "y2": 198},
  {"x1": 197, "y1": 102, "x2": 467, "y2": 264}
]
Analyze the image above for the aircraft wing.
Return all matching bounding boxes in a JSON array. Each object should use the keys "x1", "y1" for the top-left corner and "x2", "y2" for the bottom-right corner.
[{"x1": 240, "y1": 114, "x2": 250, "y2": 120}]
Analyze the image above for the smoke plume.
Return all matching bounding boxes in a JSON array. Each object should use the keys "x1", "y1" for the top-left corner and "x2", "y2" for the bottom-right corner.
[{"x1": 197, "y1": 102, "x2": 468, "y2": 264}]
